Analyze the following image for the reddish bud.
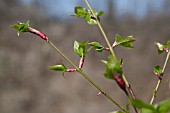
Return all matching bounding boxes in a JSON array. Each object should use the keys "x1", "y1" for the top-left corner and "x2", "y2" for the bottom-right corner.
[
  {"x1": 163, "y1": 47, "x2": 169, "y2": 53},
  {"x1": 97, "y1": 92, "x2": 102, "y2": 96},
  {"x1": 28, "y1": 27, "x2": 48, "y2": 41},
  {"x1": 97, "y1": 91, "x2": 105, "y2": 96},
  {"x1": 156, "y1": 73, "x2": 163, "y2": 80},
  {"x1": 104, "y1": 47, "x2": 110, "y2": 51},
  {"x1": 113, "y1": 74, "x2": 127, "y2": 94},
  {"x1": 79, "y1": 55, "x2": 85, "y2": 69},
  {"x1": 66, "y1": 69, "x2": 77, "y2": 72}
]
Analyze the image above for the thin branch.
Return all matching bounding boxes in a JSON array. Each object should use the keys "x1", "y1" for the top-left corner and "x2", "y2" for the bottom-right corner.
[{"x1": 150, "y1": 50, "x2": 170, "y2": 104}]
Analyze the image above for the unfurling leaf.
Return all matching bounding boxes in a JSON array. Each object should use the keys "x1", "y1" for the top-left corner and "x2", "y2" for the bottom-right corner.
[
  {"x1": 89, "y1": 42, "x2": 104, "y2": 52},
  {"x1": 102, "y1": 54, "x2": 122, "y2": 80},
  {"x1": 11, "y1": 21, "x2": 29, "y2": 36},
  {"x1": 156, "y1": 40, "x2": 170, "y2": 54},
  {"x1": 154, "y1": 65, "x2": 162, "y2": 75},
  {"x1": 74, "y1": 41, "x2": 89, "y2": 57},
  {"x1": 114, "y1": 34, "x2": 135, "y2": 48}
]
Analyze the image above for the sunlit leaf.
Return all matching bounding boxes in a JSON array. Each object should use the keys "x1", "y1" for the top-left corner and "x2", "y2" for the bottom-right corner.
[
  {"x1": 156, "y1": 40, "x2": 170, "y2": 54},
  {"x1": 74, "y1": 41, "x2": 89, "y2": 57},
  {"x1": 73, "y1": 6, "x2": 104, "y2": 25},
  {"x1": 74, "y1": 6, "x2": 88, "y2": 17},
  {"x1": 88, "y1": 42, "x2": 104, "y2": 52},
  {"x1": 154, "y1": 65, "x2": 162, "y2": 75},
  {"x1": 115, "y1": 34, "x2": 135, "y2": 48},
  {"x1": 49, "y1": 64, "x2": 67, "y2": 72},
  {"x1": 11, "y1": 21, "x2": 29, "y2": 36},
  {"x1": 102, "y1": 54, "x2": 122, "y2": 80}
]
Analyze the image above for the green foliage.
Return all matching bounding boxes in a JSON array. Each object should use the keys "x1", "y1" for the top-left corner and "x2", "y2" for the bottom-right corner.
[
  {"x1": 73, "y1": 6, "x2": 104, "y2": 25},
  {"x1": 102, "y1": 54, "x2": 122, "y2": 80},
  {"x1": 154, "y1": 65, "x2": 162, "y2": 75},
  {"x1": 11, "y1": 21, "x2": 29, "y2": 36},
  {"x1": 50, "y1": 64, "x2": 67, "y2": 71},
  {"x1": 156, "y1": 99, "x2": 170, "y2": 113},
  {"x1": 114, "y1": 34, "x2": 135, "y2": 48},
  {"x1": 156, "y1": 40, "x2": 170, "y2": 54},
  {"x1": 131, "y1": 99, "x2": 170, "y2": 113},
  {"x1": 88, "y1": 42, "x2": 104, "y2": 52},
  {"x1": 49, "y1": 64, "x2": 67, "y2": 75},
  {"x1": 74, "y1": 41, "x2": 89, "y2": 57}
]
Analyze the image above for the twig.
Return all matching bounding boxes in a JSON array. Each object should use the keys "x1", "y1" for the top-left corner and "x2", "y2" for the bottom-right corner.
[
  {"x1": 150, "y1": 50, "x2": 170, "y2": 104},
  {"x1": 84, "y1": 0, "x2": 138, "y2": 112}
]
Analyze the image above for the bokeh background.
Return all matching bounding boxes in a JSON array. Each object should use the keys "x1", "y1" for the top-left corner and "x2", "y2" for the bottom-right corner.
[{"x1": 0, "y1": 0, "x2": 170, "y2": 113}]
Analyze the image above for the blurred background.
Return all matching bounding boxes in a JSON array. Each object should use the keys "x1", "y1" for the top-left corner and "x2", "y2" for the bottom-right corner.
[{"x1": 0, "y1": 0, "x2": 170, "y2": 113}]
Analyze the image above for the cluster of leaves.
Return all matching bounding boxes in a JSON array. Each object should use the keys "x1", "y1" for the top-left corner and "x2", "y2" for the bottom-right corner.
[
  {"x1": 154, "y1": 40, "x2": 170, "y2": 79},
  {"x1": 131, "y1": 99, "x2": 170, "y2": 113},
  {"x1": 72, "y1": 6, "x2": 104, "y2": 24}
]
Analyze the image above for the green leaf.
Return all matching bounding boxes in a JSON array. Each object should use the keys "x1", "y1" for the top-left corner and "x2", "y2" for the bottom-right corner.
[
  {"x1": 156, "y1": 99, "x2": 170, "y2": 113},
  {"x1": 49, "y1": 64, "x2": 67, "y2": 72},
  {"x1": 73, "y1": 6, "x2": 104, "y2": 25},
  {"x1": 97, "y1": 11, "x2": 104, "y2": 16},
  {"x1": 156, "y1": 42, "x2": 164, "y2": 54},
  {"x1": 156, "y1": 40, "x2": 170, "y2": 54},
  {"x1": 164, "y1": 40, "x2": 170, "y2": 49},
  {"x1": 88, "y1": 42, "x2": 104, "y2": 52},
  {"x1": 110, "y1": 111, "x2": 124, "y2": 113},
  {"x1": 154, "y1": 65, "x2": 162, "y2": 75},
  {"x1": 131, "y1": 99, "x2": 155, "y2": 111},
  {"x1": 11, "y1": 21, "x2": 29, "y2": 36},
  {"x1": 115, "y1": 34, "x2": 135, "y2": 48},
  {"x1": 140, "y1": 109, "x2": 156, "y2": 113},
  {"x1": 74, "y1": 41, "x2": 89, "y2": 57},
  {"x1": 102, "y1": 54, "x2": 122, "y2": 80},
  {"x1": 84, "y1": 13, "x2": 97, "y2": 24},
  {"x1": 74, "y1": 6, "x2": 88, "y2": 17}
]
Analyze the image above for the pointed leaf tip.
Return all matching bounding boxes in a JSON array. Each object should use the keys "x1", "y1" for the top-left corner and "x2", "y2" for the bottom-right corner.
[
  {"x1": 115, "y1": 34, "x2": 135, "y2": 48},
  {"x1": 74, "y1": 41, "x2": 89, "y2": 57},
  {"x1": 11, "y1": 21, "x2": 30, "y2": 36}
]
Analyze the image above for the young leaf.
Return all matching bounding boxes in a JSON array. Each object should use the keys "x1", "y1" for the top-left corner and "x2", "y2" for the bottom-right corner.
[
  {"x1": 156, "y1": 40, "x2": 170, "y2": 54},
  {"x1": 49, "y1": 64, "x2": 67, "y2": 72},
  {"x1": 164, "y1": 40, "x2": 170, "y2": 49},
  {"x1": 156, "y1": 42, "x2": 165, "y2": 54},
  {"x1": 74, "y1": 41, "x2": 88, "y2": 57},
  {"x1": 102, "y1": 54, "x2": 122, "y2": 80},
  {"x1": 88, "y1": 42, "x2": 104, "y2": 52},
  {"x1": 84, "y1": 13, "x2": 97, "y2": 25},
  {"x1": 74, "y1": 6, "x2": 88, "y2": 17},
  {"x1": 154, "y1": 65, "x2": 162, "y2": 75},
  {"x1": 97, "y1": 11, "x2": 104, "y2": 16},
  {"x1": 131, "y1": 99, "x2": 155, "y2": 111},
  {"x1": 11, "y1": 21, "x2": 29, "y2": 36},
  {"x1": 156, "y1": 99, "x2": 170, "y2": 113},
  {"x1": 115, "y1": 34, "x2": 135, "y2": 48}
]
